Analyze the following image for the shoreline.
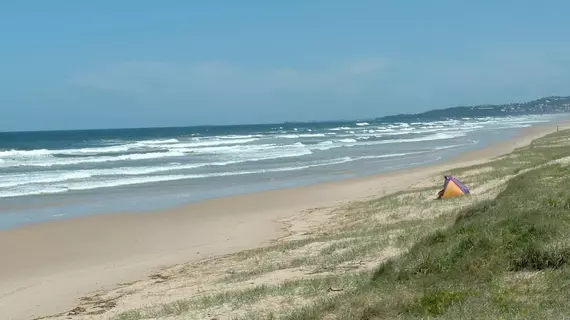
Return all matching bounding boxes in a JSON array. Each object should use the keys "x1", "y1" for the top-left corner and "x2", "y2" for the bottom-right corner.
[
  {"x1": 0, "y1": 116, "x2": 560, "y2": 225},
  {"x1": 0, "y1": 121, "x2": 566, "y2": 320}
]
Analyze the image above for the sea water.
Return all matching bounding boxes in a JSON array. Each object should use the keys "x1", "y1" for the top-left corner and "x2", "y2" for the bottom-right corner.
[{"x1": 0, "y1": 114, "x2": 564, "y2": 229}]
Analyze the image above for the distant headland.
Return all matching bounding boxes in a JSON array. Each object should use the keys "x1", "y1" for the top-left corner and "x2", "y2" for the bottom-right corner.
[{"x1": 375, "y1": 96, "x2": 570, "y2": 123}]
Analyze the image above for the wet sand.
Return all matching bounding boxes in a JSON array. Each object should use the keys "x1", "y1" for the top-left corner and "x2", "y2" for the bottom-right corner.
[{"x1": 0, "y1": 122, "x2": 565, "y2": 320}]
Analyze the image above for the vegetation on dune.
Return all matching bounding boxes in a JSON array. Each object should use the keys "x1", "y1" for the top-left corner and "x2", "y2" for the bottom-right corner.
[
  {"x1": 349, "y1": 165, "x2": 570, "y2": 319},
  {"x1": 94, "y1": 129, "x2": 570, "y2": 320}
]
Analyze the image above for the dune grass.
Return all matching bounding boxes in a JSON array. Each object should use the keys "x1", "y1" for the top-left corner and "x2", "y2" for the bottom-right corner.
[
  {"x1": 107, "y1": 129, "x2": 570, "y2": 320},
  {"x1": 310, "y1": 163, "x2": 570, "y2": 319},
  {"x1": 256, "y1": 132, "x2": 570, "y2": 319}
]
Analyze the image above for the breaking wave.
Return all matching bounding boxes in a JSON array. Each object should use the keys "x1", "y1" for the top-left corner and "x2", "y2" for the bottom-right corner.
[{"x1": 0, "y1": 114, "x2": 556, "y2": 198}]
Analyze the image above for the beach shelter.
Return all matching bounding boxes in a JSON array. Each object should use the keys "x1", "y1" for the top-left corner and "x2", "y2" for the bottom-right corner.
[{"x1": 437, "y1": 175, "x2": 470, "y2": 199}]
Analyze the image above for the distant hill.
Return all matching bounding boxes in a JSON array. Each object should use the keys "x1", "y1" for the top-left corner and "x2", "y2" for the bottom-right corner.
[{"x1": 376, "y1": 96, "x2": 570, "y2": 122}]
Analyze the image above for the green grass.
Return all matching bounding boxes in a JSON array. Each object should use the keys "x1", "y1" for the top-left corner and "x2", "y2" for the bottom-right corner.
[
  {"x1": 272, "y1": 157, "x2": 570, "y2": 318},
  {"x1": 112, "y1": 129, "x2": 570, "y2": 320}
]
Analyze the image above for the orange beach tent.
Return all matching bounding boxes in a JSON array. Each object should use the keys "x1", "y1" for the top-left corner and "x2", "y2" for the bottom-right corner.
[{"x1": 437, "y1": 175, "x2": 470, "y2": 199}]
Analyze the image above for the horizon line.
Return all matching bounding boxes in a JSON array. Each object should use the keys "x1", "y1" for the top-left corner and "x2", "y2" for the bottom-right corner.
[{"x1": 2, "y1": 94, "x2": 567, "y2": 134}]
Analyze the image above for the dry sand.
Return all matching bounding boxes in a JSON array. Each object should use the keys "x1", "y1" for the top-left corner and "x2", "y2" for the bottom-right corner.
[{"x1": 0, "y1": 122, "x2": 565, "y2": 320}]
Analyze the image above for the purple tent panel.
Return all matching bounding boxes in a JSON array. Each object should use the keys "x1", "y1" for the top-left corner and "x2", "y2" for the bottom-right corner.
[{"x1": 444, "y1": 175, "x2": 470, "y2": 194}]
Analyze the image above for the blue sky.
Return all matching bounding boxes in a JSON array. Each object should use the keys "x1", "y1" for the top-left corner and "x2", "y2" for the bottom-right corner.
[{"x1": 1, "y1": 1, "x2": 570, "y2": 131}]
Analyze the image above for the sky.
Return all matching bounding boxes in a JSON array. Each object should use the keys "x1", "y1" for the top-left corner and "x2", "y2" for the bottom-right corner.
[{"x1": 1, "y1": 0, "x2": 570, "y2": 131}]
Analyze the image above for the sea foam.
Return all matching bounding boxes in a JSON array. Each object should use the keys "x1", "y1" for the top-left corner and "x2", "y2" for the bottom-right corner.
[{"x1": 0, "y1": 114, "x2": 555, "y2": 199}]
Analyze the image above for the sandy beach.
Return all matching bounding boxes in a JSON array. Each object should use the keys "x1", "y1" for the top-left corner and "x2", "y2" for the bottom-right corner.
[{"x1": 0, "y1": 122, "x2": 566, "y2": 320}]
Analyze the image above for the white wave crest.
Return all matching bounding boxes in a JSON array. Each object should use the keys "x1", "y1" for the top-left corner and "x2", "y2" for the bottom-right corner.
[
  {"x1": 0, "y1": 153, "x2": 420, "y2": 198},
  {"x1": 0, "y1": 151, "x2": 186, "y2": 168},
  {"x1": 329, "y1": 126, "x2": 352, "y2": 131},
  {"x1": 0, "y1": 149, "x2": 52, "y2": 158},
  {"x1": 359, "y1": 132, "x2": 466, "y2": 146},
  {"x1": 137, "y1": 138, "x2": 180, "y2": 145},
  {"x1": 355, "y1": 152, "x2": 425, "y2": 160},
  {"x1": 0, "y1": 140, "x2": 314, "y2": 169},
  {"x1": 274, "y1": 133, "x2": 326, "y2": 139},
  {"x1": 169, "y1": 138, "x2": 258, "y2": 148}
]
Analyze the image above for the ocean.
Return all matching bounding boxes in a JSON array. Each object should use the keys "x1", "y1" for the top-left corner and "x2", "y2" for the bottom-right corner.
[{"x1": 0, "y1": 114, "x2": 564, "y2": 229}]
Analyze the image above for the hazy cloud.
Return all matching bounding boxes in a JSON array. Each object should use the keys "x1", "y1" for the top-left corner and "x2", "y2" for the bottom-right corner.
[
  {"x1": 345, "y1": 59, "x2": 386, "y2": 75},
  {"x1": 69, "y1": 58, "x2": 389, "y2": 99},
  {"x1": 62, "y1": 43, "x2": 570, "y2": 126}
]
